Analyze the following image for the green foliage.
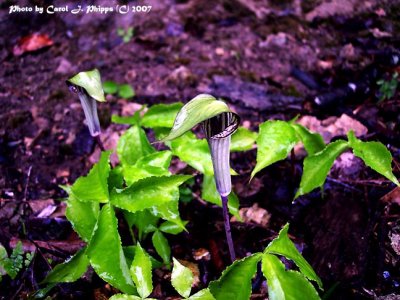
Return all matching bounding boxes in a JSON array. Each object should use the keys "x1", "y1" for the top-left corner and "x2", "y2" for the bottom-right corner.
[
  {"x1": 290, "y1": 123, "x2": 325, "y2": 155},
  {"x1": 295, "y1": 140, "x2": 348, "y2": 198},
  {"x1": 130, "y1": 244, "x2": 153, "y2": 299},
  {"x1": 119, "y1": 84, "x2": 136, "y2": 99},
  {"x1": 348, "y1": 131, "x2": 399, "y2": 186},
  {"x1": 142, "y1": 103, "x2": 184, "y2": 128},
  {"x1": 103, "y1": 81, "x2": 119, "y2": 94},
  {"x1": 377, "y1": 72, "x2": 398, "y2": 102},
  {"x1": 172, "y1": 258, "x2": 194, "y2": 298},
  {"x1": 152, "y1": 230, "x2": 171, "y2": 265},
  {"x1": 262, "y1": 254, "x2": 320, "y2": 300},
  {"x1": 117, "y1": 27, "x2": 135, "y2": 43},
  {"x1": 230, "y1": 127, "x2": 257, "y2": 152},
  {"x1": 252, "y1": 121, "x2": 298, "y2": 178},
  {"x1": 209, "y1": 254, "x2": 261, "y2": 300},
  {"x1": 42, "y1": 248, "x2": 89, "y2": 283},
  {"x1": 0, "y1": 242, "x2": 24, "y2": 280}
]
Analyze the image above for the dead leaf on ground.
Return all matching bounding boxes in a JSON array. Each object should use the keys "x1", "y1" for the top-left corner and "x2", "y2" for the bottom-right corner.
[
  {"x1": 381, "y1": 187, "x2": 400, "y2": 206},
  {"x1": 236, "y1": 203, "x2": 270, "y2": 227},
  {"x1": 9, "y1": 237, "x2": 85, "y2": 254},
  {"x1": 13, "y1": 33, "x2": 53, "y2": 56}
]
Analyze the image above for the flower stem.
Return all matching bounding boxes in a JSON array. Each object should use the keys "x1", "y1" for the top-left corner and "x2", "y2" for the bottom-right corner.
[{"x1": 221, "y1": 194, "x2": 236, "y2": 262}]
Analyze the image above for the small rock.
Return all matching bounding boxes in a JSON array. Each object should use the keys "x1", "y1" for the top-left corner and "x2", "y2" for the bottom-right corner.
[
  {"x1": 167, "y1": 66, "x2": 196, "y2": 87},
  {"x1": 390, "y1": 232, "x2": 400, "y2": 256},
  {"x1": 259, "y1": 32, "x2": 289, "y2": 48},
  {"x1": 55, "y1": 58, "x2": 74, "y2": 74},
  {"x1": 237, "y1": 203, "x2": 271, "y2": 227}
]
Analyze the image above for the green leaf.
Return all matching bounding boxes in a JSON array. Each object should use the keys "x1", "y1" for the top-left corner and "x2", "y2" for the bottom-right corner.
[
  {"x1": 295, "y1": 140, "x2": 348, "y2": 198},
  {"x1": 172, "y1": 258, "x2": 194, "y2": 298},
  {"x1": 0, "y1": 244, "x2": 7, "y2": 276},
  {"x1": 262, "y1": 254, "x2": 320, "y2": 300},
  {"x1": 142, "y1": 103, "x2": 184, "y2": 128},
  {"x1": 2, "y1": 242, "x2": 23, "y2": 279},
  {"x1": 70, "y1": 151, "x2": 111, "y2": 203},
  {"x1": 109, "y1": 166, "x2": 124, "y2": 190},
  {"x1": 150, "y1": 192, "x2": 187, "y2": 231},
  {"x1": 103, "y1": 81, "x2": 119, "y2": 94},
  {"x1": 348, "y1": 131, "x2": 399, "y2": 186},
  {"x1": 162, "y1": 94, "x2": 233, "y2": 141},
  {"x1": 112, "y1": 115, "x2": 140, "y2": 125},
  {"x1": 201, "y1": 175, "x2": 241, "y2": 220},
  {"x1": 67, "y1": 69, "x2": 106, "y2": 102},
  {"x1": 123, "y1": 151, "x2": 172, "y2": 186},
  {"x1": 109, "y1": 295, "x2": 142, "y2": 300},
  {"x1": 123, "y1": 246, "x2": 163, "y2": 270},
  {"x1": 152, "y1": 231, "x2": 171, "y2": 264},
  {"x1": 159, "y1": 221, "x2": 186, "y2": 235},
  {"x1": 291, "y1": 124, "x2": 325, "y2": 155},
  {"x1": 118, "y1": 84, "x2": 135, "y2": 99},
  {"x1": 265, "y1": 224, "x2": 322, "y2": 289},
  {"x1": 86, "y1": 204, "x2": 136, "y2": 295},
  {"x1": 252, "y1": 121, "x2": 299, "y2": 178},
  {"x1": 110, "y1": 175, "x2": 192, "y2": 214},
  {"x1": 209, "y1": 253, "x2": 262, "y2": 300},
  {"x1": 66, "y1": 198, "x2": 99, "y2": 242},
  {"x1": 42, "y1": 248, "x2": 89, "y2": 283},
  {"x1": 188, "y1": 289, "x2": 216, "y2": 300},
  {"x1": 170, "y1": 132, "x2": 214, "y2": 175},
  {"x1": 230, "y1": 127, "x2": 257, "y2": 152},
  {"x1": 117, "y1": 126, "x2": 155, "y2": 166},
  {"x1": 130, "y1": 244, "x2": 153, "y2": 299}
]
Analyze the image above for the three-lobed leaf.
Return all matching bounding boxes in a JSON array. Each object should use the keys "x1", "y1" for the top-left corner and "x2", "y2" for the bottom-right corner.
[
  {"x1": 130, "y1": 244, "x2": 153, "y2": 299},
  {"x1": 209, "y1": 254, "x2": 262, "y2": 300},
  {"x1": 348, "y1": 131, "x2": 399, "y2": 186},
  {"x1": 171, "y1": 258, "x2": 194, "y2": 298},
  {"x1": 265, "y1": 224, "x2": 322, "y2": 289},
  {"x1": 142, "y1": 103, "x2": 184, "y2": 128},
  {"x1": 86, "y1": 204, "x2": 136, "y2": 295},
  {"x1": 252, "y1": 121, "x2": 298, "y2": 178},
  {"x1": 42, "y1": 248, "x2": 89, "y2": 283},
  {"x1": 70, "y1": 151, "x2": 111, "y2": 203},
  {"x1": 262, "y1": 254, "x2": 320, "y2": 300},
  {"x1": 295, "y1": 140, "x2": 348, "y2": 199}
]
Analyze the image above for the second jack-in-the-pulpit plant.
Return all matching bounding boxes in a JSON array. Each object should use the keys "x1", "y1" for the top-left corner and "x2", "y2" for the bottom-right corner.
[{"x1": 162, "y1": 94, "x2": 240, "y2": 262}]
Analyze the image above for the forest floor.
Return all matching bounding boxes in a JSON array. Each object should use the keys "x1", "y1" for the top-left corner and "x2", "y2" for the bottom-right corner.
[{"x1": 1, "y1": 0, "x2": 400, "y2": 299}]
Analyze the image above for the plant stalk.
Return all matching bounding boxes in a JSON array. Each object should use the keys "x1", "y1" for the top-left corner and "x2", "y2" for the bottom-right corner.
[
  {"x1": 221, "y1": 194, "x2": 236, "y2": 262},
  {"x1": 95, "y1": 135, "x2": 105, "y2": 151}
]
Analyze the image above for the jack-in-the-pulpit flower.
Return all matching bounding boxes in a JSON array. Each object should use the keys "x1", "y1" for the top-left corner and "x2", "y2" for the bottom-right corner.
[
  {"x1": 163, "y1": 94, "x2": 240, "y2": 261},
  {"x1": 66, "y1": 69, "x2": 105, "y2": 137}
]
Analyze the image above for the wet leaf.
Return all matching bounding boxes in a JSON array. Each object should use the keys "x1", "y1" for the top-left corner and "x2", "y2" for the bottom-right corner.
[
  {"x1": 348, "y1": 131, "x2": 399, "y2": 186},
  {"x1": 150, "y1": 192, "x2": 187, "y2": 231},
  {"x1": 265, "y1": 224, "x2": 322, "y2": 289},
  {"x1": 201, "y1": 175, "x2": 241, "y2": 220},
  {"x1": 117, "y1": 125, "x2": 155, "y2": 166},
  {"x1": 188, "y1": 288, "x2": 216, "y2": 300},
  {"x1": 66, "y1": 198, "x2": 99, "y2": 242},
  {"x1": 123, "y1": 151, "x2": 172, "y2": 185},
  {"x1": 70, "y1": 151, "x2": 111, "y2": 203},
  {"x1": 109, "y1": 295, "x2": 144, "y2": 300},
  {"x1": 291, "y1": 123, "x2": 325, "y2": 155},
  {"x1": 172, "y1": 258, "x2": 194, "y2": 298},
  {"x1": 209, "y1": 254, "x2": 261, "y2": 300},
  {"x1": 142, "y1": 103, "x2": 184, "y2": 128},
  {"x1": 110, "y1": 175, "x2": 192, "y2": 213},
  {"x1": 67, "y1": 69, "x2": 105, "y2": 102},
  {"x1": 13, "y1": 33, "x2": 53, "y2": 56},
  {"x1": 86, "y1": 204, "x2": 136, "y2": 295},
  {"x1": 252, "y1": 121, "x2": 299, "y2": 178},
  {"x1": 262, "y1": 254, "x2": 320, "y2": 300},
  {"x1": 152, "y1": 231, "x2": 171, "y2": 264},
  {"x1": 103, "y1": 81, "x2": 119, "y2": 94},
  {"x1": 295, "y1": 140, "x2": 348, "y2": 198},
  {"x1": 130, "y1": 244, "x2": 153, "y2": 298},
  {"x1": 162, "y1": 94, "x2": 233, "y2": 141},
  {"x1": 42, "y1": 248, "x2": 89, "y2": 283},
  {"x1": 230, "y1": 127, "x2": 257, "y2": 152},
  {"x1": 124, "y1": 210, "x2": 159, "y2": 241},
  {"x1": 118, "y1": 84, "x2": 135, "y2": 99}
]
